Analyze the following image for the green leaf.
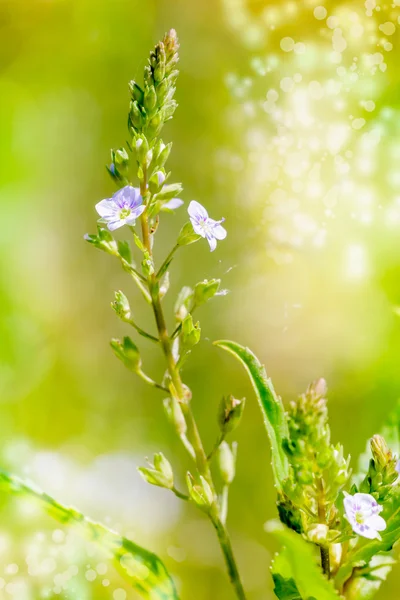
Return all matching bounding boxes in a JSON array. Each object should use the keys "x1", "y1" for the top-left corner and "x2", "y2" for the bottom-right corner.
[
  {"x1": 271, "y1": 548, "x2": 302, "y2": 599},
  {"x1": 214, "y1": 340, "x2": 289, "y2": 490},
  {"x1": 266, "y1": 521, "x2": 338, "y2": 600},
  {"x1": 0, "y1": 469, "x2": 179, "y2": 600}
]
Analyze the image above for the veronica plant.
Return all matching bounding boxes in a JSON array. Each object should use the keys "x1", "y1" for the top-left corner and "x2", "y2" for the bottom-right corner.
[
  {"x1": 0, "y1": 28, "x2": 398, "y2": 600},
  {"x1": 86, "y1": 29, "x2": 246, "y2": 600},
  {"x1": 215, "y1": 341, "x2": 400, "y2": 599}
]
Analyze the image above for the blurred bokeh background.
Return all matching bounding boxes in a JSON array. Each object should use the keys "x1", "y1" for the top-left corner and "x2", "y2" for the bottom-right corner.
[{"x1": 1, "y1": 0, "x2": 400, "y2": 597}]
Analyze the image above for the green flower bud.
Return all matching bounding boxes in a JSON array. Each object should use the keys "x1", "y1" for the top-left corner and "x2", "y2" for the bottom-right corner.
[
  {"x1": 371, "y1": 435, "x2": 392, "y2": 470},
  {"x1": 177, "y1": 222, "x2": 201, "y2": 247},
  {"x1": 159, "y1": 271, "x2": 170, "y2": 299},
  {"x1": 129, "y1": 80, "x2": 144, "y2": 103},
  {"x1": 111, "y1": 290, "x2": 131, "y2": 321},
  {"x1": 157, "y1": 142, "x2": 172, "y2": 167},
  {"x1": 181, "y1": 314, "x2": 201, "y2": 350},
  {"x1": 138, "y1": 452, "x2": 174, "y2": 490},
  {"x1": 217, "y1": 441, "x2": 237, "y2": 485},
  {"x1": 174, "y1": 286, "x2": 194, "y2": 320},
  {"x1": 218, "y1": 395, "x2": 245, "y2": 434},
  {"x1": 148, "y1": 170, "x2": 166, "y2": 195},
  {"x1": 154, "y1": 182, "x2": 183, "y2": 201},
  {"x1": 144, "y1": 85, "x2": 157, "y2": 112},
  {"x1": 163, "y1": 100, "x2": 177, "y2": 120},
  {"x1": 194, "y1": 279, "x2": 221, "y2": 307},
  {"x1": 186, "y1": 472, "x2": 214, "y2": 510},
  {"x1": 307, "y1": 523, "x2": 329, "y2": 545},
  {"x1": 110, "y1": 336, "x2": 141, "y2": 372},
  {"x1": 163, "y1": 396, "x2": 187, "y2": 435},
  {"x1": 129, "y1": 101, "x2": 143, "y2": 130},
  {"x1": 134, "y1": 135, "x2": 149, "y2": 164}
]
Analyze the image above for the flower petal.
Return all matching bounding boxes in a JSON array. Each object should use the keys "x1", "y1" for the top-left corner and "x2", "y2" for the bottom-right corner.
[
  {"x1": 108, "y1": 219, "x2": 125, "y2": 231},
  {"x1": 191, "y1": 219, "x2": 206, "y2": 238},
  {"x1": 188, "y1": 200, "x2": 208, "y2": 220},
  {"x1": 212, "y1": 223, "x2": 227, "y2": 240},
  {"x1": 96, "y1": 199, "x2": 118, "y2": 219},
  {"x1": 366, "y1": 514, "x2": 386, "y2": 532},
  {"x1": 163, "y1": 198, "x2": 184, "y2": 210},
  {"x1": 207, "y1": 236, "x2": 217, "y2": 252}
]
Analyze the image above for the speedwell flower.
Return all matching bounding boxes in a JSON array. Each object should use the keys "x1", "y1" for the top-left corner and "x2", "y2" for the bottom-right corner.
[
  {"x1": 96, "y1": 186, "x2": 145, "y2": 231},
  {"x1": 344, "y1": 492, "x2": 386, "y2": 539},
  {"x1": 188, "y1": 200, "x2": 227, "y2": 252}
]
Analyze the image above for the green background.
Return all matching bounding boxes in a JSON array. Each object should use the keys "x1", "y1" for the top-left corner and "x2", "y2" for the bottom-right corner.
[{"x1": 1, "y1": 0, "x2": 400, "y2": 598}]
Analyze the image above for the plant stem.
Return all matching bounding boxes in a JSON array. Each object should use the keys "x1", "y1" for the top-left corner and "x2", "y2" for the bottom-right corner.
[
  {"x1": 138, "y1": 185, "x2": 246, "y2": 599},
  {"x1": 317, "y1": 479, "x2": 330, "y2": 578},
  {"x1": 211, "y1": 514, "x2": 247, "y2": 600}
]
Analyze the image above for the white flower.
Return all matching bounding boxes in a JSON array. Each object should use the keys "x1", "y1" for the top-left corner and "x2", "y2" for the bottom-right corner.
[
  {"x1": 343, "y1": 492, "x2": 386, "y2": 540},
  {"x1": 188, "y1": 200, "x2": 227, "y2": 252},
  {"x1": 95, "y1": 186, "x2": 145, "y2": 231}
]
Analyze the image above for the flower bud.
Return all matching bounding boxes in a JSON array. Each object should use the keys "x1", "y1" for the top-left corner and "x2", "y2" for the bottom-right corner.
[
  {"x1": 144, "y1": 85, "x2": 157, "y2": 112},
  {"x1": 129, "y1": 80, "x2": 144, "y2": 103},
  {"x1": 177, "y1": 222, "x2": 201, "y2": 247},
  {"x1": 217, "y1": 442, "x2": 236, "y2": 485},
  {"x1": 129, "y1": 101, "x2": 143, "y2": 130},
  {"x1": 174, "y1": 286, "x2": 194, "y2": 320},
  {"x1": 163, "y1": 396, "x2": 187, "y2": 435},
  {"x1": 157, "y1": 142, "x2": 172, "y2": 167},
  {"x1": 138, "y1": 452, "x2": 174, "y2": 490},
  {"x1": 110, "y1": 336, "x2": 141, "y2": 372},
  {"x1": 181, "y1": 314, "x2": 201, "y2": 351},
  {"x1": 111, "y1": 290, "x2": 131, "y2": 321},
  {"x1": 218, "y1": 395, "x2": 245, "y2": 434},
  {"x1": 148, "y1": 170, "x2": 166, "y2": 194},
  {"x1": 194, "y1": 279, "x2": 221, "y2": 307},
  {"x1": 307, "y1": 523, "x2": 329, "y2": 545},
  {"x1": 154, "y1": 182, "x2": 182, "y2": 201},
  {"x1": 371, "y1": 435, "x2": 391, "y2": 470},
  {"x1": 186, "y1": 473, "x2": 214, "y2": 510}
]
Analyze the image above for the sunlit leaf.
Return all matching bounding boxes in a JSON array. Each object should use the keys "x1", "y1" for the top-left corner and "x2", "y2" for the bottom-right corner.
[
  {"x1": 0, "y1": 469, "x2": 179, "y2": 600},
  {"x1": 214, "y1": 340, "x2": 289, "y2": 489},
  {"x1": 266, "y1": 520, "x2": 338, "y2": 600}
]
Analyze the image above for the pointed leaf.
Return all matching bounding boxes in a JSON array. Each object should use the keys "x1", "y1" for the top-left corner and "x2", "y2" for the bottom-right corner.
[
  {"x1": 266, "y1": 521, "x2": 339, "y2": 599},
  {"x1": 0, "y1": 469, "x2": 179, "y2": 600},
  {"x1": 214, "y1": 340, "x2": 289, "y2": 489}
]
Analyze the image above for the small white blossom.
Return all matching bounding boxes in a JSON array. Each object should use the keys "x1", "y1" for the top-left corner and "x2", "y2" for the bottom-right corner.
[
  {"x1": 344, "y1": 492, "x2": 386, "y2": 540},
  {"x1": 188, "y1": 200, "x2": 227, "y2": 252},
  {"x1": 95, "y1": 186, "x2": 145, "y2": 231}
]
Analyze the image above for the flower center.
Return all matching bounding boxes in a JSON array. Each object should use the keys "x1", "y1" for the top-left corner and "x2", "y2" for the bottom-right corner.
[
  {"x1": 120, "y1": 208, "x2": 131, "y2": 219},
  {"x1": 355, "y1": 511, "x2": 365, "y2": 524}
]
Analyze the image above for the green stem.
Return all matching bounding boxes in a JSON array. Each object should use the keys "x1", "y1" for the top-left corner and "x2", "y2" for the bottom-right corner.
[
  {"x1": 139, "y1": 176, "x2": 246, "y2": 600},
  {"x1": 317, "y1": 479, "x2": 330, "y2": 578},
  {"x1": 156, "y1": 244, "x2": 179, "y2": 279},
  {"x1": 136, "y1": 369, "x2": 169, "y2": 393},
  {"x1": 211, "y1": 515, "x2": 246, "y2": 600},
  {"x1": 172, "y1": 487, "x2": 189, "y2": 501},
  {"x1": 127, "y1": 319, "x2": 159, "y2": 343}
]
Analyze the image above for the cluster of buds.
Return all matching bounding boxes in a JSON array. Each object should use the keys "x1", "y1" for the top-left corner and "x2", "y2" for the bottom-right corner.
[
  {"x1": 129, "y1": 29, "x2": 179, "y2": 140},
  {"x1": 358, "y1": 434, "x2": 399, "y2": 501},
  {"x1": 280, "y1": 379, "x2": 351, "y2": 543}
]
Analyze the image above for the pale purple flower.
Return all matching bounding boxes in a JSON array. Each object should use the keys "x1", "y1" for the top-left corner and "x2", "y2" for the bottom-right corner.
[
  {"x1": 96, "y1": 186, "x2": 145, "y2": 231},
  {"x1": 343, "y1": 492, "x2": 386, "y2": 540},
  {"x1": 188, "y1": 200, "x2": 227, "y2": 252}
]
